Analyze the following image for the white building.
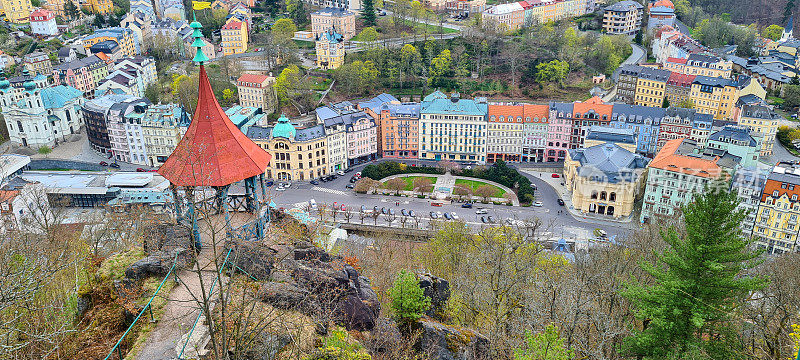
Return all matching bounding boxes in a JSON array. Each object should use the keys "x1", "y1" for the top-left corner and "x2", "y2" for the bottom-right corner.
[
  {"x1": 0, "y1": 72, "x2": 83, "y2": 148},
  {"x1": 29, "y1": 8, "x2": 58, "y2": 36}
]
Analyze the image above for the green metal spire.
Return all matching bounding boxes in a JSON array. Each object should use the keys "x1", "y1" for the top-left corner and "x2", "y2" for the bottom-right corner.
[{"x1": 190, "y1": 13, "x2": 210, "y2": 63}]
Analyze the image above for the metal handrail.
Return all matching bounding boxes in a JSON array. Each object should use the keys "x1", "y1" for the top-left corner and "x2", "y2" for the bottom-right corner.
[{"x1": 103, "y1": 252, "x2": 181, "y2": 360}]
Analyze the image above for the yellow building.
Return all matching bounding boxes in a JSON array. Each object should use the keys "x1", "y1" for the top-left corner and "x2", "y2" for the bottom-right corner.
[
  {"x1": 564, "y1": 142, "x2": 649, "y2": 218},
  {"x1": 43, "y1": 0, "x2": 72, "y2": 18},
  {"x1": 734, "y1": 97, "x2": 780, "y2": 157},
  {"x1": 83, "y1": 28, "x2": 138, "y2": 57},
  {"x1": 753, "y1": 162, "x2": 800, "y2": 254},
  {"x1": 315, "y1": 28, "x2": 344, "y2": 70},
  {"x1": 221, "y1": 19, "x2": 248, "y2": 56},
  {"x1": 0, "y1": 0, "x2": 32, "y2": 23},
  {"x1": 634, "y1": 67, "x2": 670, "y2": 108},
  {"x1": 82, "y1": 0, "x2": 112, "y2": 14},
  {"x1": 689, "y1": 75, "x2": 766, "y2": 120},
  {"x1": 663, "y1": 54, "x2": 732, "y2": 78},
  {"x1": 246, "y1": 115, "x2": 330, "y2": 181}
]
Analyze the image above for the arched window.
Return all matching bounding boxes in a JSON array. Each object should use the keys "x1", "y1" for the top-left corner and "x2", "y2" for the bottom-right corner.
[
  {"x1": 609, "y1": 192, "x2": 616, "y2": 202},
  {"x1": 591, "y1": 190, "x2": 598, "y2": 199},
  {"x1": 600, "y1": 191, "x2": 607, "y2": 200}
]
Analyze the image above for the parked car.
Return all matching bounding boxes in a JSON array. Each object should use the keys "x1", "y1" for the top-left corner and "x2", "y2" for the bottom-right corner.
[
  {"x1": 136, "y1": 168, "x2": 145, "y2": 172},
  {"x1": 310, "y1": 180, "x2": 319, "y2": 185},
  {"x1": 461, "y1": 202, "x2": 473, "y2": 208},
  {"x1": 373, "y1": 206, "x2": 379, "y2": 213},
  {"x1": 451, "y1": 212, "x2": 459, "y2": 220},
  {"x1": 346, "y1": 183, "x2": 355, "y2": 189},
  {"x1": 481, "y1": 216, "x2": 487, "y2": 223},
  {"x1": 436, "y1": 211, "x2": 443, "y2": 218},
  {"x1": 401, "y1": 209, "x2": 408, "y2": 216},
  {"x1": 350, "y1": 177, "x2": 358, "y2": 183},
  {"x1": 344, "y1": 168, "x2": 353, "y2": 173},
  {"x1": 533, "y1": 201, "x2": 543, "y2": 207},
  {"x1": 99, "y1": 161, "x2": 108, "y2": 166},
  {"x1": 429, "y1": 211, "x2": 438, "y2": 219},
  {"x1": 551, "y1": 173, "x2": 560, "y2": 178},
  {"x1": 275, "y1": 186, "x2": 286, "y2": 191},
  {"x1": 320, "y1": 176, "x2": 329, "y2": 182},
  {"x1": 443, "y1": 212, "x2": 452, "y2": 220},
  {"x1": 389, "y1": 209, "x2": 395, "y2": 215},
  {"x1": 284, "y1": 181, "x2": 292, "y2": 187},
  {"x1": 476, "y1": 209, "x2": 488, "y2": 214},
  {"x1": 109, "y1": 163, "x2": 120, "y2": 169},
  {"x1": 361, "y1": 205, "x2": 367, "y2": 212},
  {"x1": 557, "y1": 199, "x2": 565, "y2": 206},
  {"x1": 265, "y1": 180, "x2": 274, "y2": 187},
  {"x1": 381, "y1": 207, "x2": 388, "y2": 214},
  {"x1": 337, "y1": 171, "x2": 345, "y2": 176},
  {"x1": 487, "y1": 216, "x2": 495, "y2": 223},
  {"x1": 409, "y1": 210, "x2": 416, "y2": 217}
]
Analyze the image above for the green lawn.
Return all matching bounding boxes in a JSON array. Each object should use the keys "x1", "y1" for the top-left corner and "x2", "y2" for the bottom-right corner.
[
  {"x1": 383, "y1": 175, "x2": 437, "y2": 191},
  {"x1": 455, "y1": 179, "x2": 506, "y2": 198},
  {"x1": 400, "y1": 19, "x2": 460, "y2": 34},
  {"x1": 294, "y1": 39, "x2": 315, "y2": 49}
]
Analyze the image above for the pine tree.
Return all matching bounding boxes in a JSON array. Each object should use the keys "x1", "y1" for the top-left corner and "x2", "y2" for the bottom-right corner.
[
  {"x1": 362, "y1": 0, "x2": 376, "y2": 27},
  {"x1": 622, "y1": 186, "x2": 766, "y2": 359}
]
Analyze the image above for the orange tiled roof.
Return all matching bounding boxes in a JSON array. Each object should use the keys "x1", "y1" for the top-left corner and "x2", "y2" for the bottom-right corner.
[
  {"x1": 666, "y1": 57, "x2": 687, "y2": 64},
  {"x1": 523, "y1": 104, "x2": 549, "y2": 122},
  {"x1": 0, "y1": 190, "x2": 19, "y2": 203},
  {"x1": 237, "y1": 73, "x2": 270, "y2": 84},
  {"x1": 761, "y1": 178, "x2": 800, "y2": 203},
  {"x1": 487, "y1": 104, "x2": 523, "y2": 122},
  {"x1": 573, "y1": 96, "x2": 613, "y2": 118},
  {"x1": 648, "y1": 138, "x2": 722, "y2": 178}
]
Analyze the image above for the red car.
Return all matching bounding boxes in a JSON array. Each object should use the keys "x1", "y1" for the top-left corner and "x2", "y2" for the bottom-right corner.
[
  {"x1": 99, "y1": 161, "x2": 108, "y2": 166},
  {"x1": 551, "y1": 173, "x2": 560, "y2": 178},
  {"x1": 136, "y1": 168, "x2": 145, "y2": 172},
  {"x1": 148, "y1": 169, "x2": 158, "y2": 172}
]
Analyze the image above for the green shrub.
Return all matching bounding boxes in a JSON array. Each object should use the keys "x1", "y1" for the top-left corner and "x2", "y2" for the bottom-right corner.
[{"x1": 388, "y1": 270, "x2": 431, "y2": 326}]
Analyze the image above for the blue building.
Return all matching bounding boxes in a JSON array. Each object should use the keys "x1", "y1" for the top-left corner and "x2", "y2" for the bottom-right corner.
[{"x1": 609, "y1": 104, "x2": 665, "y2": 156}]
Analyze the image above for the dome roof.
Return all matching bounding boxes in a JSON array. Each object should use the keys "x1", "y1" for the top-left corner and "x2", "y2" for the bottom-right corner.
[
  {"x1": 23, "y1": 80, "x2": 36, "y2": 91},
  {"x1": 272, "y1": 115, "x2": 296, "y2": 139}
]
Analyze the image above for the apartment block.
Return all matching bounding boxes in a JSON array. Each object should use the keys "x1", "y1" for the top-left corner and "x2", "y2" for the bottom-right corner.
[
  {"x1": 754, "y1": 162, "x2": 800, "y2": 254},
  {"x1": 419, "y1": 91, "x2": 488, "y2": 163},
  {"x1": 236, "y1": 73, "x2": 277, "y2": 114},
  {"x1": 601, "y1": 0, "x2": 642, "y2": 35},
  {"x1": 311, "y1": 7, "x2": 356, "y2": 40}
]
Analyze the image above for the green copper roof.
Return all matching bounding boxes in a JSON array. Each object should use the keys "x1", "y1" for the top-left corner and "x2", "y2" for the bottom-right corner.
[
  {"x1": 191, "y1": 18, "x2": 209, "y2": 63},
  {"x1": 272, "y1": 114, "x2": 296, "y2": 139}
]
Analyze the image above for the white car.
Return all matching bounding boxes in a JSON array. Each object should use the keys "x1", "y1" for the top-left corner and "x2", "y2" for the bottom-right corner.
[
  {"x1": 451, "y1": 212, "x2": 459, "y2": 220},
  {"x1": 533, "y1": 201, "x2": 543, "y2": 207},
  {"x1": 337, "y1": 171, "x2": 345, "y2": 176},
  {"x1": 476, "y1": 209, "x2": 488, "y2": 214},
  {"x1": 275, "y1": 186, "x2": 286, "y2": 191}
]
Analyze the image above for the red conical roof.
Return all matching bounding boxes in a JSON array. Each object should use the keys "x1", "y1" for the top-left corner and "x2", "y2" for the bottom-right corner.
[{"x1": 158, "y1": 65, "x2": 271, "y2": 187}]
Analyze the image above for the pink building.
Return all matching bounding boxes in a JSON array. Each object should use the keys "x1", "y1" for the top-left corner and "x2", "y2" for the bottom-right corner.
[
  {"x1": 546, "y1": 102, "x2": 573, "y2": 162},
  {"x1": 52, "y1": 54, "x2": 111, "y2": 97}
]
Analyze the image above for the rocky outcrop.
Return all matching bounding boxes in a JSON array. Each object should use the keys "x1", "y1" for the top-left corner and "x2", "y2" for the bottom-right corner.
[
  {"x1": 365, "y1": 318, "x2": 403, "y2": 355},
  {"x1": 143, "y1": 223, "x2": 193, "y2": 254},
  {"x1": 234, "y1": 240, "x2": 380, "y2": 331},
  {"x1": 417, "y1": 319, "x2": 490, "y2": 360},
  {"x1": 124, "y1": 247, "x2": 192, "y2": 280},
  {"x1": 226, "y1": 240, "x2": 277, "y2": 280},
  {"x1": 418, "y1": 273, "x2": 450, "y2": 319}
]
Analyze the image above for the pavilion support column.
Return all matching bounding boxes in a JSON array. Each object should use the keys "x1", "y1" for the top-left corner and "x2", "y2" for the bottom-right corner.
[
  {"x1": 186, "y1": 186, "x2": 201, "y2": 250},
  {"x1": 245, "y1": 176, "x2": 264, "y2": 239},
  {"x1": 214, "y1": 185, "x2": 231, "y2": 236},
  {"x1": 170, "y1": 184, "x2": 183, "y2": 223},
  {"x1": 258, "y1": 173, "x2": 270, "y2": 225}
]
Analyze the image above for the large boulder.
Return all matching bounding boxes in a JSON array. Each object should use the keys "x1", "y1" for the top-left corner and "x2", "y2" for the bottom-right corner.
[
  {"x1": 257, "y1": 281, "x2": 315, "y2": 312},
  {"x1": 418, "y1": 274, "x2": 451, "y2": 319},
  {"x1": 365, "y1": 318, "x2": 403, "y2": 355},
  {"x1": 125, "y1": 255, "x2": 170, "y2": 280},
  {"x1": 226, "y1": 240, "x2": 278, "y2": 281},
  {"x1": 417, "y1": 319, "x2": 490, "y2": 360},
  {"x1": 124, "y1": 248, "x2": 192, "y2": 280},
  {"x1": 251, "y1": 241, "x2": 381, "y2": 331},
  {"x1": 333, "y1": 294, "x2": 378, "y2": 331}
]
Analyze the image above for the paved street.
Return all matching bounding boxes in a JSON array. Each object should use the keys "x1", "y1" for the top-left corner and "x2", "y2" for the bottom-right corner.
[{"x1": 268, "y1": 161, "x2": 635, "y2": 243}]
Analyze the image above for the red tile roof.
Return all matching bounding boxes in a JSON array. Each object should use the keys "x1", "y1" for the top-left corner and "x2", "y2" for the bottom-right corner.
[
  {"x1": 573, "y1": 96, "x2": 613, "y2": 118},
  {"x1": 222, "y1": 20, "x2": 244, "y2": 30},
  {"x1": 237, "y1": 73, "x2": 270, "y2": 85},
  {"x1": 158, "y1": 65, "x2": 271, "y2": 187},
  {"x1": 667, "y1": 72, "x2": 696, "y2": 87},
  {"x1": 30, "y1": 8, "x2": 54, "y2": 21},
  {"x1": 666, "y1": 57, "x2": 687, "y2": 64}
]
